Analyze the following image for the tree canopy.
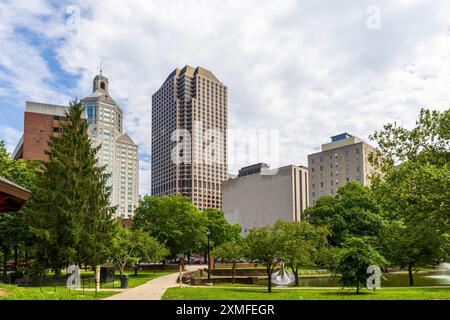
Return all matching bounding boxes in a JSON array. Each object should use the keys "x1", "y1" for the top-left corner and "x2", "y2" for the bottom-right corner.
[{"x1": 303, "y1": 182, "x2": 385, "y2": 246}]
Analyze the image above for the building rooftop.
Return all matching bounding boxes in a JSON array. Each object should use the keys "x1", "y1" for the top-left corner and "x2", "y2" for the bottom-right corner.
[
  {"x1": 0, "y1": 176, "x2": 32, "y2": 212},
  {"x1": 163, "y1": 65, "x2": 222, "y2": 85},
  {"x1": 331, "y1": 133, "x2": 353, "y2": 142}
]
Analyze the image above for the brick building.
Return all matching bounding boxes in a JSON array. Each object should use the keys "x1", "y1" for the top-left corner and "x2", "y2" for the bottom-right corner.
[{"x1": 12, "y1": 102, "x2": 87, "y2": 161}]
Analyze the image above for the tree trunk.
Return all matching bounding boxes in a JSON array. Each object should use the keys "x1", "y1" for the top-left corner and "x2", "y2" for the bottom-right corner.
[
  {"x1": 54, "y1": 266, "x2": 61, "y2": 277},
  {"x1": 134, "y1": 262, "x2": 139, "y2": 276},
  {"x1": 267, "y1": 266, "x2": 272, "y2": 293},
  {"x1": 232, "y1": 260, "x2": 236, "y2": 284},
  {"x1": 292, "y1": 266, "x2": 299, "y2": 287},
  {"x1": 408, "y1": 263, "x2": 414, "y2": 287},
  {"x1": 356, "y1": 280, "x2": 360, "y2": 294}
]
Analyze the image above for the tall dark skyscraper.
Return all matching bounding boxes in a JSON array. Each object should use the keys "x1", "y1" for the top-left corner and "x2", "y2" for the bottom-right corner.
[{"x1": 152, "y1": 65, "x2": 228, "y2": 210}]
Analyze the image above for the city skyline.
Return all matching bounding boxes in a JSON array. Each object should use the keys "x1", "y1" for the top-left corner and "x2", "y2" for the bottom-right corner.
[{"x1": 2, "y1": 1, "x2": 450, "y2": 196}]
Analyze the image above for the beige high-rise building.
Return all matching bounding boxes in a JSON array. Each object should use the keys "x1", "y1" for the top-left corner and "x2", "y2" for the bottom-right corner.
[
  {"x1": 222, "y1": 163, "x2": 309, "y2": 234},
  {"x1": 82, "y1": 73, "x2": 139, "y2": 219},
  {"x1": 308, "y1": 133, "x2": 377, "y2": 205},
  {"x1": 152, "y1": 65, "x2": 228, "y2": 210}
]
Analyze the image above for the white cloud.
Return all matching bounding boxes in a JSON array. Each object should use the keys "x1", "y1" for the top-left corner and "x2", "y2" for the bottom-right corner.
[
  {"x1": 0, "y1": 0, "x2": 70, "y2": 104},
  {"x1": 2, "y1": 0, "x2": 450, "y2": 195},
  {"x1": 0, "y1": 125, "x2": 22, "y2": 154}
]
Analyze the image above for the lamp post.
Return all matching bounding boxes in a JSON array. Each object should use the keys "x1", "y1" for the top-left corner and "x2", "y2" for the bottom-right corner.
[{"x1": 206, "y1": 228, "x2": 212, "y2": 284}]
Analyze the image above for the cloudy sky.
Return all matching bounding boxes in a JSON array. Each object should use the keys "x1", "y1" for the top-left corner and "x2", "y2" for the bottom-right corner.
[{"x1": 1, "y1": 0, "x2": 450, "y2": 195}]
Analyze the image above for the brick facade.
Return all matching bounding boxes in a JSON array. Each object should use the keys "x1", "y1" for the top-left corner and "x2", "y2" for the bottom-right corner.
[{"x1": 22, "y1": 112, "x2": 66, "y2": 161}]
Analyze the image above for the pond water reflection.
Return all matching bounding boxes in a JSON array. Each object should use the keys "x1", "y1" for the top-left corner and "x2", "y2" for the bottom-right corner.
[{"x1": 299, "y1": 271, "x2": 450, "y2": 287}]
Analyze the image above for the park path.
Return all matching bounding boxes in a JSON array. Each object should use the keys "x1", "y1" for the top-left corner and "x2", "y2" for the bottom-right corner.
[{"x1": 103, "y1": 265, "x2": 204, "y2": 300}]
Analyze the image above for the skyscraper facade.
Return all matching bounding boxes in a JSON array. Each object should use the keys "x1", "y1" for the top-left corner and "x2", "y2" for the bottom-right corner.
[
  {"x1": 152, "y1": 65, "x2": 228, "y2": 210},
  {"x1": 82, "y1": 74, "x2": 139, "y2": 218},
  {"x1": 307, "y1": 133, "x2": 377, "y2": 206}
]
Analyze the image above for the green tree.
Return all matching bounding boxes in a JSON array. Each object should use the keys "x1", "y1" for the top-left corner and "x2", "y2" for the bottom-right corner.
[
  {"x1": 200, "y1": 208, "x2": 241, "y2": 260},
  {"x1": 245, "y1": 225, "x2": 283, "y2": 293},
  {"x1": 25, "y1": 100, "x2": 115, "y2": 274},
  {"x1": 335, "y1": 237, "x2": 386, "y2": 294},
  {"x1": 380, "y1": 220, "x2": 449, "y2": 286},
  {"x1": 370, "y1": 108, "x2": 450, "y2": 169},
  {"x1": 110, "y1": 225, "x2": 139, "y2": 275},
  {"x1": 370, "y1": 108, "x2": 450, "y2": 284},
  {"x1": 0, "y1": 212, "x2": 30, "y2": 280},
  {"x1": 212, "y1": 239, "x2": 245, "y2": 284},
  {"x1": 133, "y1": 194, "x2": 207, "y2": 259},
  {"x1": 275, "y1": 221, "x2": 329, "y2": 286},
  {"x1": 316, "y1": 246, "x2": 339, "y2": 274},
  {"x1": 110, "y1": 226, "x2": 167, "y2": 276},
  {"x1": 0, "y1": 140, "x2": 38, "y2": 190},
  {"x1": 134, "y1": 229, "x2": 169, "y2": 275},
  {"x1": 0, "y1": 141, "x2": 38, "y2": 279},
  {"x1": 303, "y1": 182, "x2": 385, "y2": 246}
]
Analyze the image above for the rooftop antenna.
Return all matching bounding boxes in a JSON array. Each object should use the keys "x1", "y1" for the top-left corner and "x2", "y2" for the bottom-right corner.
[{"x1": 100, "y1": 55, "x2": 105, "y2": 76}]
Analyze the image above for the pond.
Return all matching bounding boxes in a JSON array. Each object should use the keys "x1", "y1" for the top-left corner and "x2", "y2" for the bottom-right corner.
[{"x1": 298, "y1": 271, "x2": 450, "y2": 287}]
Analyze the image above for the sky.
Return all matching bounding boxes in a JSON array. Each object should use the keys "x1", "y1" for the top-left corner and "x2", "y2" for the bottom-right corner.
[{"x1": 1, "y1": 0, "x2": 450, "y2": 196}]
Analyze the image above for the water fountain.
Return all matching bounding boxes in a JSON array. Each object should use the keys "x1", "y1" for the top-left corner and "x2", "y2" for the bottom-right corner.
[{"x1": 425, "y1": 263, "x2": 450, "y2": 285}]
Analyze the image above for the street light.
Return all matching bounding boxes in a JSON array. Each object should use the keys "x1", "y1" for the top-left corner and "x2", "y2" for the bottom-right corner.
[{"x1": 206, "y1": 228, "x2": 212, "y2": 284}]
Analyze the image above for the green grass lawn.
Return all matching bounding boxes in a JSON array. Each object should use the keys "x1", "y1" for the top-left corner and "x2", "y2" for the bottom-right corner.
[
  {"x1": 42, "y1": 270, "x2": 173, "y2": 289},
  {"x1": 101, "y1": 271, "x2": 173, "y2": 289},
  {"x1": 0, "y1": 284, "x2": 117, "y2": 300},
  {"x1": 162, "y1": 286, "x2": 450, "y2": 300},
  {"x1": 0, "y1": 270, "x2": 174, "y2": 300}
]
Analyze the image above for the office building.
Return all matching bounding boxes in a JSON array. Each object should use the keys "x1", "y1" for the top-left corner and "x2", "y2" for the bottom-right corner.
[
  {"x1": 151, "y1": 65, "x2": 228, "y2": 210},
  {"x1": 12, "y1": 101, "x2": 87, "y2": 161},
  {"x1": 307, "y1": 133, "x2": 377, "y2": 205},
  {"x1": 222, "y1": 163, "x2": 309, "y2": 233},
  {"x1": 82, "y1": 73, "x2": 139, "y2": 219}
]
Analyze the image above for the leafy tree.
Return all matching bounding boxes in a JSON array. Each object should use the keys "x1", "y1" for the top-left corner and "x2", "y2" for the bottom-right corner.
[
  {"x1": 212, "y1": 239, "x2": 245, "y2": 284},
  {"x1": 110, "y1": 226, "x2": 167, "y2": 276},
  {"x1": 0, "y1": 141, "x2": 38, "y2": 279},
  {"x1": 275, "y1": 221, "x2": 329, "y2": 286},
  {"x1": 370, "y1": 108, "x2": 450, "y2": 169},
  {"x1": 0, "y1": 140, "x2": 39, "y2": 190},
  {"x1": 200, "y1": 208, "x2": 242, "y2": 260},
  {"x1": 0, "y1": 212, "x2": 30, "y2": 280},
  {"x1": 303, "y1": 182, "x2": 385, "y2": 246},
  {"x1": 134, "y1": 229, "x2": 169, "y2": 275},
  {"x1": 335, "y1": 237, "x2": 386, "y2": 294},
  {"x1": 380, "y1": 220, "x2": 449, "y2": 286},
  {"x1": 133, "y1": 194, "x2": 207, "y2": 259},
  {"x1": 110, "y1": 225, "x2": 138, "y2": 275},
  {"x1": 245, "y1": 225, "x2": 284, "y2": 293},
  {"x1": 370, "y1": 108, "x2": 450, "y2": 284},
  {"x1": 316, "y1": 246, "x2": 339, "y2": 274},
  {"x1": 25, "y1": 100, "x2": 115, "y2": 274}
]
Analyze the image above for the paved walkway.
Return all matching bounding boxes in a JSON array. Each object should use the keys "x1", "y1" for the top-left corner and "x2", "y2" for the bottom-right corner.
[{"x1": 104, "y1": 265, "x2": 204, "y2": 300}]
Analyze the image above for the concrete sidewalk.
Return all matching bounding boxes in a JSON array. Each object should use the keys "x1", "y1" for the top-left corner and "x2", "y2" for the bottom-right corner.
[{"x1": 104, "y1": 265, "x2": 203, "y2": 300}]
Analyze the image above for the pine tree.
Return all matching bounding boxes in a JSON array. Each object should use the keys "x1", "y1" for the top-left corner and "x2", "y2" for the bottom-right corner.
[{"x1": 26, "y1": 100, "x2": 115, "y2": 274}]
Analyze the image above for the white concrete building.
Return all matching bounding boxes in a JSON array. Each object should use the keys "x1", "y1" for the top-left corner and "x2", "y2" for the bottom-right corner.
[
  {"x1": 222, "y1": 163, "x2": 309, "y2": 234},
  {"x1": 82, "y1": 73, "x2": 139, "y2": 219}
]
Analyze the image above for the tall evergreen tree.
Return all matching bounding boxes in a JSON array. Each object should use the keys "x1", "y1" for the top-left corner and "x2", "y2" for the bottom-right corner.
[{"x1": 26, "y1": 100, "x2": 115, "y2": 273}]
